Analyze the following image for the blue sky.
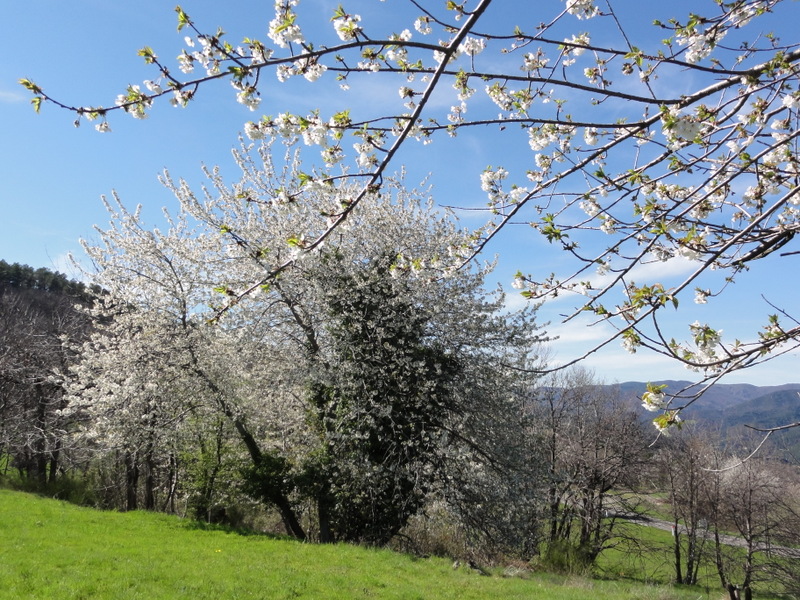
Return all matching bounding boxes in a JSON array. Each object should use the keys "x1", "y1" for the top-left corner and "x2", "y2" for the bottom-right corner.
[{"x1": 2, "y1": 0, "x2": 799, "y2": 386}]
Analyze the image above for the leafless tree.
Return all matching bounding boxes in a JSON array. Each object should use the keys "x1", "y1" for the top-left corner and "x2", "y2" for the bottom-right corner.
[{"x1": 527, "y1": 367, "x2": 649, "y2": 568}]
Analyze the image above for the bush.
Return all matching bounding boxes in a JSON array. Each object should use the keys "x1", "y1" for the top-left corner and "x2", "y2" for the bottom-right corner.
[
  {"x1": 0, "y1": 463, "x2": 96, "y2": 507},
  {"x1": 536, "y1": 540, "x2": 594, "y2": 575},
  {"x1": 392, "y1": 502, "x2": 470, "y2": 560}
]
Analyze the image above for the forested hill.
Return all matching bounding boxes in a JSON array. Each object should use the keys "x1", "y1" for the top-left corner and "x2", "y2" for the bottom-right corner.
[
  {"x1": 0, "y1": 259, "x2": 99, "y2": 299},
  {"x1": 617, "y1": 380, "x2": 800, "y2": 415},
  {"x1": 617, "y1": 380, "x2": 800, "y2": 454},
  {"x1": 0, "y1": 260, "x2": 99, "y2": 483}
]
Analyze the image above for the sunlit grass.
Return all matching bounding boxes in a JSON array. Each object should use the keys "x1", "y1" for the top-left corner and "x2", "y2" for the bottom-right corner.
[
  {"x1": 597, "y1": 521, "x2": 785, "y2": 599},
  {"x1": 597, "y1": 521, "x2": 716, "y2": 586},
  {"x1": 1, "y1": 489, "x2": 732, "y2": 599}
]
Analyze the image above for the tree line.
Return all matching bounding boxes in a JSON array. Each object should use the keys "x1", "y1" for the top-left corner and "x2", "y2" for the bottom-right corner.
[{"x1": 0, "y1": 261, "x2": 96, "y2": 484}]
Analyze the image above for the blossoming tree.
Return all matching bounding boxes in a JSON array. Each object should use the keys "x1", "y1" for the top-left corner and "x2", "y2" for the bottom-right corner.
[
  {"x1": 25, "y1": 0, "x2": 800, "y2": 429},
  {"x1": 65, "y1": 140, "x2": 544, "y2": 544}
]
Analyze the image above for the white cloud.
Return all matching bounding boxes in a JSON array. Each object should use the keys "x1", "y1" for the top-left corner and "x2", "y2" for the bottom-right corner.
[
  {"x1": 626, "y1": 255, "x2": 699, "y2": 282},
  {"x1": 546, "y1": 318, "x2": 611, "y2": 345},
  {"x1": 0, "y1": 89, "x2": 26, "y2": 103}
]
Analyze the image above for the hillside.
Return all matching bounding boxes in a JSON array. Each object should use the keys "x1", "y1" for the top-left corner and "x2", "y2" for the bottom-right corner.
[
  {"x1": 616, "y1": 380, "x2": 800, "y2": 454},
  {"x1": 0, "y1": 489, "x2": 715, "y2": 600},
  {"x1": 617, "y1": 380, "x2": 800, "y2": 420},
  {"x1": 617, "y1": 380, "x2": 800, "y2": 413}
]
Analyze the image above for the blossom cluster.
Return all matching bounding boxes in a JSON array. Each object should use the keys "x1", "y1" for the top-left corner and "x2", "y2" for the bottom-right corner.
[
  {"x1": 565, "y1": 0, "x2": 600, "y2": 20},
  {"x1": 268, "y1": 0, "x2": 304, "y2": 48},
  {"x1": 676, "y1": 27, "x2": 726, "y2": 64}
]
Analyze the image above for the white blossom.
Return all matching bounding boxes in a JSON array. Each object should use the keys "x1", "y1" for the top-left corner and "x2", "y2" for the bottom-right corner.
[
  {"x1": 565, "y1": 0, "x2": 599, "y2": 20},
  {"x1": 621, "y1": 332, "x2": 638, "y2": 353},
  {"x1": 563, "y1": 33, "x2": 591, "y2": 55},
  {"x1": 782, "y1": 94, "x2": 800, "y2": 109},
  {"x1": 522, "y1": 51, "x2": 549, "y2": 73},
  {"x1": 143, "y1": 80, "x2": 162, "y2": 94},
  {"x1": 579, "y1": 196, "x2": 600, "y2": 217},
  {"x1": 458, "y1": 37, "x2": 486, "y2": 57},
  {"x1": 414, "y1": 17, "x2": 432, "y2": 35},
  {"x1": 641, "y1": 390, "x2": 666, "y2": 412},
  {"x1": 480, "y1": 167, "x2": 508, "y2": 195},
  {"x1": 486, "y1": 83, "x2": 513, "y2": 111},
  {"x1": 177, "y1": 50, "x2": 194, "y2": 74},
  {"x1": 244, "y1": 121, "x2": 267, "y2": 140},
  {"x1": 676, "y1": 27, "x2": 726, "y2": 64},
  {"x1": 268, "y1": 10, "x2": 304, "y2": 48},
  {"x1": 294, "y1": 58, "x2": 327, "y2": 82},
  {"x1": 333, "y1": 13, "x2": 362, "y2": 41},
  {"x1": 301, "y1": 119, "x2": 328, "y2": 147},
  {"x1": 236, "y1": 87, "x2": 261, "y2": 111}
]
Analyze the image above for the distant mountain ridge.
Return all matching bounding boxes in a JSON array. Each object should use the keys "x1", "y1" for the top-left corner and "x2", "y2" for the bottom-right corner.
[
  {"x1": 615, "y1": 380, "x2": 800, "y2": 454},
  {"x1": 616, "y1": 380, "x2": 800, "y2": 415}
]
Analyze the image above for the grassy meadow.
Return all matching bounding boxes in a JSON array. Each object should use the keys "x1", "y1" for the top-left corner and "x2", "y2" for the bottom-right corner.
[{"x1": 0, "y1": 489, "x2": 737, "y2": 600}]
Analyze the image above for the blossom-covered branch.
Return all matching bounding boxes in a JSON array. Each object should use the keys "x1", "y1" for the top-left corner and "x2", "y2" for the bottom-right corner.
[{"x1": 25, "y1": 0, "x2": 800, "y2": 431}]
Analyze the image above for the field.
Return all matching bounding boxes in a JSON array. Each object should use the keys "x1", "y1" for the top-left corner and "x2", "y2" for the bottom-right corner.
[{"x1": 0, "y1": 489, "x2": 733, "y2": 600}]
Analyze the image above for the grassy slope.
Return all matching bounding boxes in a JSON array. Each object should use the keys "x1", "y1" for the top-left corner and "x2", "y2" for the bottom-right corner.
[
  {"x1": 0, "y1": 490, "x2": 721, "y2": 600},
  {"x1": 597, "y1": 521, "x2": 787, "y2": 600}
]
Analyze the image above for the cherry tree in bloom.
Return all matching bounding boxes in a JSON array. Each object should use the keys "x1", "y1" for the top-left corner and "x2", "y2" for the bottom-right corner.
[
  {"x1": 65, "y1": 138, "x2": 545, "y2": 545},
  {"x1": 25, "y1": 0, "x2": 800, "y2": 431}
]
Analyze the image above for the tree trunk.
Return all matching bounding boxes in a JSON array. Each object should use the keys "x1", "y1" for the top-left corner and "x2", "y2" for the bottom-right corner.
[
  {"x1": 673, "y1": 522, "x2": 683, "y2": 584},
  {"x1": 316, "y1": 485, "x2": 335, "y2": 543},
  {"x1": 125, "y1": 452, "x2": 139, "y2": 511},
  {"x1": 275, "y1": 495, "x2": 306, "y2": 540},
  {"x1": 162, "y1": 453, "x2": 178, "y2": 513},
  {"x1": 726, "y1": 584, "x2": 739, "y2": 600},
  {"x1": 143, "y1": 452, "x2": 155, "y2": 511},
  {"x1": 190, "y1": 358, "x2": 306, "y2": 540},
  {"x1": 47, "y1": 439, "x2": 60, "y2": 485}
]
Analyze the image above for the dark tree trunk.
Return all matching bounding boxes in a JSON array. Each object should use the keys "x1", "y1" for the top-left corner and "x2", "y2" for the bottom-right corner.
[
  {"x1": 143, "y1": 452, "x2": 155, "y2": 511},
  {"x1": 47, "y1": 439, "x2": 60, "y2": 485},
  {"x1": 125, "y1": 452, "x2": 139, "y2": 511},
  {"x1": 190, "y1": 358, "x2": 306, "y2": 541},
  {"x1": 673, "y1": 522, "x2": 683, "y2": 584},
  {"x1": 317, "y1": 491, "x2": 334, "y2": 543},
  {"x1": 162, "y1": 453, "x2": 178, "y2": 513}
]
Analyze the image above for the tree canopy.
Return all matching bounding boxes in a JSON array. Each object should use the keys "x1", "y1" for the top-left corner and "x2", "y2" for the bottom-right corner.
[{"x1": 63, "y1": 145, "x2": 544, "y2": 545}]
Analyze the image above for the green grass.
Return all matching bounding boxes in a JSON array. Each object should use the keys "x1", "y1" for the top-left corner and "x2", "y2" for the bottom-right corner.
[
  {"x1": 1, "y1": 489, "x2": 731, "y2": 600},
  {"x1": 597, "y1": 521, "x2": 785, "y2": 599},
  {"x1": 597, "y1": 522, "x2": 716, "y2": 586}
]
